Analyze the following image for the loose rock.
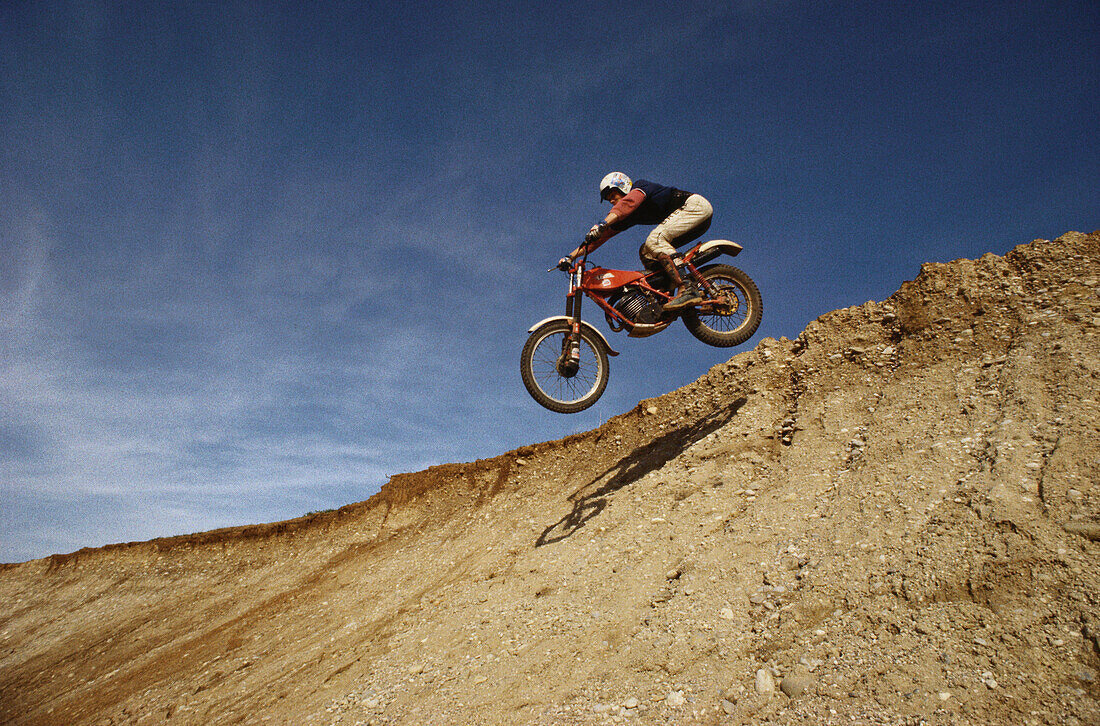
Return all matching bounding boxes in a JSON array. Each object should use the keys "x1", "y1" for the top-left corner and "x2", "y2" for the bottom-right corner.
[
  {"x1": 780, "y1": 669, "x2": 813, "y2": 698},
  {"x1": 755, "y1": 669, "x2": 775, "y2": 695}
]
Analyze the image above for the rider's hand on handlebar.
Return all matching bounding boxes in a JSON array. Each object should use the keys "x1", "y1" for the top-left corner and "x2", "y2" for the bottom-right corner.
[
  {"x1": 557, "y1": 256, "x2": 573, "y2": 271},
  {"x1": 584, "y1": 223, "x2": 606, "y2": 244}
]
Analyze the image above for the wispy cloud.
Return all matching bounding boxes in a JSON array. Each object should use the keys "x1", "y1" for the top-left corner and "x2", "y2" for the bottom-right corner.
[
  {"x1": 0, "y1": 145, "x2": 547, "y2": 561},
  {"x1": 2, "y1": 1, "x2": 1096, "y2": 562}
]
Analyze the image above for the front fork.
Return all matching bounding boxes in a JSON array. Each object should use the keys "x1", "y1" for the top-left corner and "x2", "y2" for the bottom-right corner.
[{"x1": 557, "y1": 271, "x2": 584, "y2": 376}]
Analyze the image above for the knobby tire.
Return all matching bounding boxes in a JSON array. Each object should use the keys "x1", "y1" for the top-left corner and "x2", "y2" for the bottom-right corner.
[
  {"x1": 681, "y1": 264, "x2": 763, "y2": 347},
  {"x1": 521, "y1": 321, "x2": 610, "y2": 413}
]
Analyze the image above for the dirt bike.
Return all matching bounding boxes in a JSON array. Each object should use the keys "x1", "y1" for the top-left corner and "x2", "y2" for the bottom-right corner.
[{"x1": 521, "y1": 239, "x2": 762, "y2": 413}]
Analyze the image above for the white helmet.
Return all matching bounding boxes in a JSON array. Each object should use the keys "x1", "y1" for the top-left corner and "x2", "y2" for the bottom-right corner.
[{"x1": 599, "y1": 172, "x2": 632, "y2": 201}]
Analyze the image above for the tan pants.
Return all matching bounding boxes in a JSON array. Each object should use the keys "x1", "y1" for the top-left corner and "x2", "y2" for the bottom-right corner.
[{"x1": 640, "y1": 194, "x2": 713, "y2": 263}]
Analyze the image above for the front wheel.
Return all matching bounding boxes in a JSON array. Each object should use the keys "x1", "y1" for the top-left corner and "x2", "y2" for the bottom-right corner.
[
  {"x1": 681, "y1": 264, "x2": 763, "y2": 347},
  {"x1": 521, "y1": 321, "x2": 610, "y2": 413}
]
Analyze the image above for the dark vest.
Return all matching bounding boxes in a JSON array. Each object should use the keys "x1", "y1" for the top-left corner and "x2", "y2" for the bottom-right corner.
[{"x1": 619, "y1": 179, "x2": 690, "y2": 226}]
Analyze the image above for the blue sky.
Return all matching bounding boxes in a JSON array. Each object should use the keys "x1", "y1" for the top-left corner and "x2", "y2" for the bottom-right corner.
[{"x1": 2, "y1": 1, "x2": 1097, "y2": 562}]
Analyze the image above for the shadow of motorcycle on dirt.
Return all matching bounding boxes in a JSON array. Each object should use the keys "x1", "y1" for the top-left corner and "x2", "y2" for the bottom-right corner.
[{"x1": 535, "y1": 397, "x2": 747, "y2": 546}]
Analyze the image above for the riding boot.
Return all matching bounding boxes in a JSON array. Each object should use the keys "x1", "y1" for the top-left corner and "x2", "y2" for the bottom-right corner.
[
  {"x1": 657, "y1": 254, "x2": 683, "y2": 292},
  {"x1": 659, "y1": 254, "x2": 702, "y2": 311}
]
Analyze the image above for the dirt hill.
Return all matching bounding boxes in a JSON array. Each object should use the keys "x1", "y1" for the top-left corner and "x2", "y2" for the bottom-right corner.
[{"x1": 2, "y1": 232, "x2": 1098, "y2": 726}]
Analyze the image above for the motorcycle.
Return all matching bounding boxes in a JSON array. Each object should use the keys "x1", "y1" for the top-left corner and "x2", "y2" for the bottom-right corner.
[{"x1": 521, "y1": 239, "x2": 762, "y2": 413}]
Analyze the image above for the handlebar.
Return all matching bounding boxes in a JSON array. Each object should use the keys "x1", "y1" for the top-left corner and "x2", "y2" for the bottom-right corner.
[
  {"x1": 548, "y1": 260, "x2": 585, "y2": 273},
  {"x1": 548, "y1": 246, "x2": 592, "y2": 273}
]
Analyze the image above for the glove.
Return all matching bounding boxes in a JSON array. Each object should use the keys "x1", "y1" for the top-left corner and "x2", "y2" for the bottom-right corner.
[
  {"x1": 584, "y1": 223, "x2": 606, "y2": 244},
  {"x1": 557, "y1": 256, "x2": 573, "y2": 271}
]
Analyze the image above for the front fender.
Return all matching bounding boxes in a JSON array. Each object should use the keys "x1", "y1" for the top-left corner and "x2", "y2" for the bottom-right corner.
[{"x1": 527, "y1": 316, "x2": 620, "y2": 356}]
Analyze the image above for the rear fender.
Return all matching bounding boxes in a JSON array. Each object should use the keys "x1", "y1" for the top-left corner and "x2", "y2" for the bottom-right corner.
[
  {"x1": 527, "y1": 316, "x2": 620, "y2": 356},
  {"x1": 687, "y1": 239, "x2": 743, "y2": 267}
]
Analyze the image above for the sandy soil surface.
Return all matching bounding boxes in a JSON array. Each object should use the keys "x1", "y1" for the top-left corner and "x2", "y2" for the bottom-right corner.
[{"x1": 1, "y1": 231, "x2": 1097, "y2": 726}]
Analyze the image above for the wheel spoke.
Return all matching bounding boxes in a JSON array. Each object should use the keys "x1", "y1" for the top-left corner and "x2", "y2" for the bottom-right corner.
[
  {"x1": 697, "y1": 278, "x2": 748, "y2": 331},
  {"x1": 526, "y1": 330, "x2": 604, "y2": 406}
]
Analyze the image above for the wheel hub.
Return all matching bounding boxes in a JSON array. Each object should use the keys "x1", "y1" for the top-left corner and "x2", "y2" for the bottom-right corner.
[
  {"x1": 556, "y1": 358, "x2": 579, "y2": 377},
  {"x1": 702, "y1": 290, "x2": 738, "y2": 316}
]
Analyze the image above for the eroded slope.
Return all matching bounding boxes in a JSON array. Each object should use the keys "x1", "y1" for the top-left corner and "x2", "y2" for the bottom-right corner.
[{"x1": 1, "y1": 232, "x2": 1097, "y2": 726}]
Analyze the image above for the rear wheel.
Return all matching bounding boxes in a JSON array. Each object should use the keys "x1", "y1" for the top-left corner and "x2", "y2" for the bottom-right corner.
[
  {"x1": 521, "y1": 321, "x2": 609, "y2": 413},
  {"x1": 681, "y1": 264, "x2": 762, "y2": 347}
]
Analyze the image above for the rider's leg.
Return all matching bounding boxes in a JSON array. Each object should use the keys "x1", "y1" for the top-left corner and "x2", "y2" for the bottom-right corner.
[
  {"x1": 645, "y1": 194, "x2": 713, "y2": 252},
  {"x1": 663, "y1": 262, "x2": 703, "y2": 311},
  {"x1": 667, "y1": 195, "x2": 713, "y2": 249},
  {"x1": 653, "y1": 252, "x2": 702, "y2": 312},
  {"x1": 642, "y1": 194, "x2": 713, "y2": 270},
  {"x1": 644, "y1": 211, "x2": 711, "y2": 312},
  {"x1": 656, "y1": 253, "x2": 684, "y2": 292}
]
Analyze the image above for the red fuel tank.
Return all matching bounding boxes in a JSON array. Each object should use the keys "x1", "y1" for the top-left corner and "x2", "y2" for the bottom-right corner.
[{"x1": 581, "y1": 267, "x2": 647, "y2": 294}]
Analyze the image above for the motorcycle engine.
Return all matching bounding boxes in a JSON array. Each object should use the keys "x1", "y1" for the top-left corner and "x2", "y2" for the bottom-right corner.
[{"x1": 613, "y1": 286, "x2": 663, "y2": 325}]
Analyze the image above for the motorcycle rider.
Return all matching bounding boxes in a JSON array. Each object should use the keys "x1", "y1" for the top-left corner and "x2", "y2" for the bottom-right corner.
[{"x1": 560, "y1": 172, "x2": 713, "y2": 311}]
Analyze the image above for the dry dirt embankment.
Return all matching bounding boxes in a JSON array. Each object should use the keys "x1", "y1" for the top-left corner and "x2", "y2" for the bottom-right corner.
[{"x1": 1, "y1": 232, "x2": 1098, "y2": 726}]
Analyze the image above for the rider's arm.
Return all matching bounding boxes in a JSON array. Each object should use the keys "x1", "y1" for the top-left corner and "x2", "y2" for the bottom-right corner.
[
  {"x1": 568, "y1": 228, "x2": 614, "y2": 258},
  {"x1": 605, "y1": 188, "x2": 645, "y2": 226},
  {"x1": 568, "y1": 188, "x2": 648, "y2": 260},
  {"x1": 571, "y1": 189, "x2": 648, "y2": 258}
]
